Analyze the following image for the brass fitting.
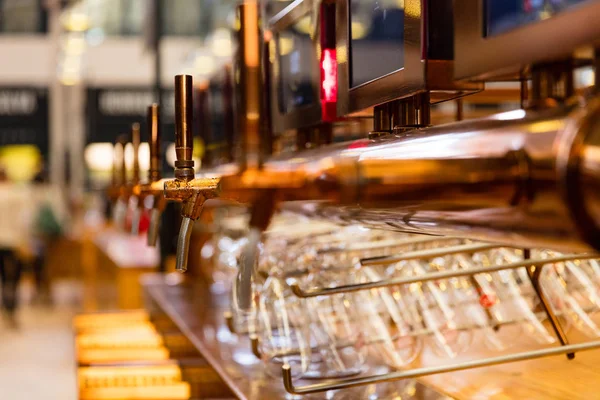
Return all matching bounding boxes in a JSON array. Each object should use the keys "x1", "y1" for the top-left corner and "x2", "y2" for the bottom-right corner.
[
  {"x1": 167, "y1": 74, "x2": 223, "y2": 272},
  {"x1": 163, "y1": 177, "x2": 221, "y2": 220}
]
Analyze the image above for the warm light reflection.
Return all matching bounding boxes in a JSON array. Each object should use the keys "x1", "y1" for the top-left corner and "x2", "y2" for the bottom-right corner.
[
  {"x1": 84, "y1": 142, "x2": 113, "y2": 171},
  {"x1": 336, "y1": 45, "x2": 348, "y2": 64},
  {"x1": 243, "y1": 1, "x2": 259, "y2": 67},
  {"x1": 493, "y1": 109, "x2": 526, "y2": 121},
  {"x1": 294, "y1": 16, "x2": 312, "y2": 35},
  {"x1": 279, "y1": 36, "x2": 294, "y2": 56},
  {"x1": 211, "y1": 28, "x2": 234, "y2": 58},
  {"x1": 0, "y1": 145, "x2": 40, "y2": 182},
  {"x1": 62, "y1": 9, "x2": 90, "y2": 32},
  {"x1": 528, "y1": 120, "x2": 564, "y2": 134},
  {"x1": 404, "y1": 0, "x2": 419, "y2": 17},
  {"x1": 194, "y1": 54, "x2": 216, "y2": 75},
  {"x1": 351, "y1": 21, "x2": 367, "y2": 39}
]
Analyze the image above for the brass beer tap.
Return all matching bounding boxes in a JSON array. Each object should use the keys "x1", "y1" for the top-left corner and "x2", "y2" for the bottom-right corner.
[
  {"x1": 131, "y1": 104, "x2": 169, "y2": 245},
  {"x1": 112, "y1": 135, "x2": 129, "y2": 230},
  {"x1": 164, "y1": 74, "x2": 220, "y2": 272},
  {"x1": 129, "y1": 123, "x2": 142, "y2": 235}
]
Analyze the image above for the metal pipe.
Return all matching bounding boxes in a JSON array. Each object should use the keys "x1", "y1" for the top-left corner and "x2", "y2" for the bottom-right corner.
[
  {"x1": 142, "y1": 104, "x2": 164, "y2": 245},
  {"x1": 245, "y1": 98, "x2": 600, "y2": 252},
  {"x1": 114, "y1": 135, "x2": 129, "y2": 230},
  {"x1": 174, "y1": 74, "x2": 194, "y2": 181},
  {"x1": 525, "y1": 257, "x2": 574, "y2": 359},
  {"x1": 361, "y1": 243, "x2": 501, "y2": 266},
  {"x1": 235, "y1": 0, "x2": 263, "y2": 171},
  {"x1": 118, "y1": 135, "x2": 128, "y2": 191},
  {"x1": 131, "y1": 122, "x2": 140, "y2": 185},
  {"x1": 288, "y1": 253, "x2": 599, "y2": 298},
  {"x1": 229, "y1": 2, "x2": 276, "y2": 313},
  {"x1": 148, "y1": 104, "x2": 161, "y2": 182},
  {"x1": 281, "y1": 340, "x2": 600, "y2": 395},
  {"x1": 130, "y1": 123, "x2": 142, "y2": 235},
  {"x1": 168, "y1": 74, "x2": 221, "y2": 271}
]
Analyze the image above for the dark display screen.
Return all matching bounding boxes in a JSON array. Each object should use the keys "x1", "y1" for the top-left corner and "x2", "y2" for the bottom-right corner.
[
  {"x1": 0, "y1": 88, "x2": 48, "y2": 155},
  {"x1": 485, "y1": 0, "x2": 589, "y2": 36},
  {"x1": 278, "y1": 17, "x2": 317, "y2": 113},
  {"x1": 350, "y1": 0, "x2": 404, "y2": 88}
]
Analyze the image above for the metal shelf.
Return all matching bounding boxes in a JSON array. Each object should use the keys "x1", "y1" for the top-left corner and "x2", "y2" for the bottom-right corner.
[{"x1": 141, "y1": 274, "x2": 447, "y2": 400}]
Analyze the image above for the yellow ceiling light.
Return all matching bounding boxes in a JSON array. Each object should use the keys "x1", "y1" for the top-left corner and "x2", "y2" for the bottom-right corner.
[
  {"x1": 62, "y1": 9, "x2": 90, "y2": 32},
  {"x1": 0, "y1": 145, "x2": 41, "y2": 182}
]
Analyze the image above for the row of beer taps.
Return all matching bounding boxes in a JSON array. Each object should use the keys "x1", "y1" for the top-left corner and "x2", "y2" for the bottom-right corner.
[{"x1": 106, "y1": 1, "x2": 600, "y2": 317}]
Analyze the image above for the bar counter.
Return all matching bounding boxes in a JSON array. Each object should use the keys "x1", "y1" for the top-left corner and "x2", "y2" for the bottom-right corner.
[
  {"x1": 141, "y1": 273, "x2": 446, "y2": 400},
  {"x1": 141, "y1": 272, "x2": 600, "y2": 400}
]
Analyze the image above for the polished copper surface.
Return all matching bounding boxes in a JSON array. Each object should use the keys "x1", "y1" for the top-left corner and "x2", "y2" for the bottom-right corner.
[
  {"x1": 174, "y1": 74, "x2": 194, "y2": 181},
  {"x1": 133, "y1": 106, "x2": 164, "y2": 209},
  {"x1": 148, "y1": 103, "x2": 161, "y2": 182},
  {"x1": 142, "y1": 274, "x2": 447, "y2": 400},
  {"x1": 131, "y1": 122, "x2": 141, "y2": 185},
  {"x1": 115, "y1": 134, "x2": 134, "y2": 202},
  {"x1": 107, "y1": 140, "x2": 124, "y2": 202},
  {"x1": 236, "y1": 1, "x2": 264, "y2": 170},
  {"x1": 164, "y1": 177, "x2": 221, "y2": 221},
  {"x1": 218, "y1": 98, "x2": 600, "y2": 252}
]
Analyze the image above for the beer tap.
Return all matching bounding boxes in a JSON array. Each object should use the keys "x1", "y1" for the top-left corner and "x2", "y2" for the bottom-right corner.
[
  {"x1": 107, "y1": 140, "x2": 123, "y2": 208},
  {"x1": 112, "y1": 135, "x2": 129, "y2": 230},
  {"x1": 129, "y1": 123, "x2": 142, "y2": 235},
  {"x1": 164, "y1": 74, "x2": 220, "y2": 272},
  {"x1": 131, "y1": 104, "x2": 168, "y2": 246},
  {"x1": 220, "y1": 1, "x2": 278, "y2": 311}
]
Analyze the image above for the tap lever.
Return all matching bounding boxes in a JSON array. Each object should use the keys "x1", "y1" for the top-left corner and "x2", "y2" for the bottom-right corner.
[{"x1": 174, "y1": 74, "x2": 194, "y2": 181}]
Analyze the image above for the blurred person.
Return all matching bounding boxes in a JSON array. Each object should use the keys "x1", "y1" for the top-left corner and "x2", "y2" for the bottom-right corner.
[
  {"x1": 0, "y1": 167, "x2": 33, "y2": 327},
  {"x1": 30, "y1": 159, "x2": 66, "y2": 305}
]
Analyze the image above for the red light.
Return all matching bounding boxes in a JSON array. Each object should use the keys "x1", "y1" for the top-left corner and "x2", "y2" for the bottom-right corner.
[
  {"x1": 321, "y1": 48, "x2": 337, "y2": 102},
  {"x1": 348, "y1": 139, "x2": 369, "y2": 149},
  {"x1": 320, "y1": 48, "x2": 337, "y2": 121}
]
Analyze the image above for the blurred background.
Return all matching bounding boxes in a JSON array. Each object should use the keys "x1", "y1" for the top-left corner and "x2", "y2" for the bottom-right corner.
[
  {"x1": 0, "y1": 1, "x2": 243, "y2": 398},
  {"x1": 0, "y1": 1, "x2": 597, "y2": 399}
]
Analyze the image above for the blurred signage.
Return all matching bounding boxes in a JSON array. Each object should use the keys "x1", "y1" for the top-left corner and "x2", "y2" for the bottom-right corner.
[
  {"x1": 86, "y1": 88, "x2": 174, "y2": 144},
  {"x1": 0, "y1": 0, "x2": 48, "y2": 34},
  {"x1": 0, "y1": 87, "x2": 49, "y2": 154}
]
